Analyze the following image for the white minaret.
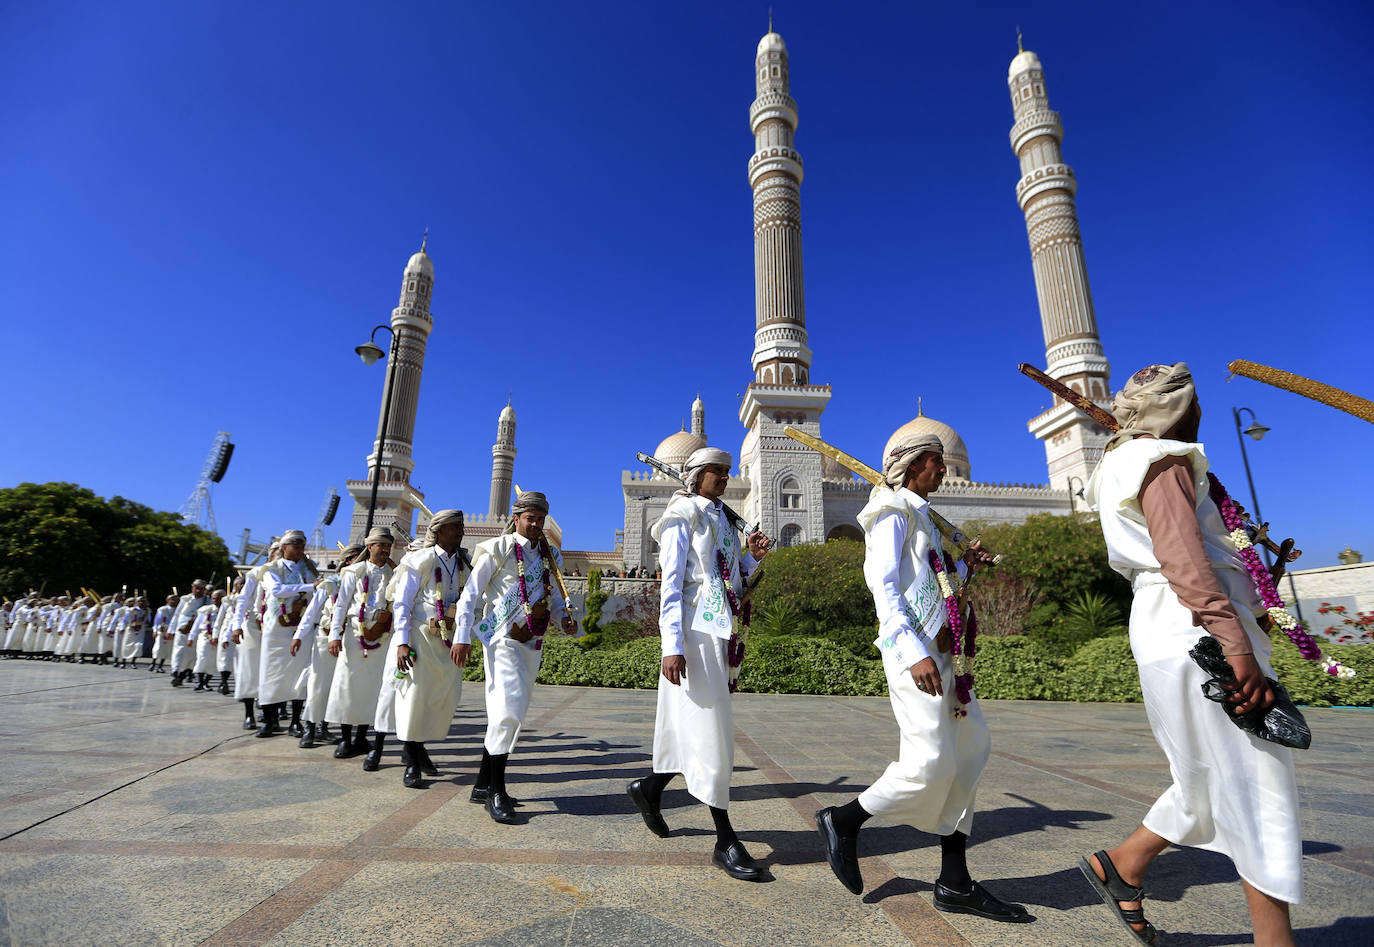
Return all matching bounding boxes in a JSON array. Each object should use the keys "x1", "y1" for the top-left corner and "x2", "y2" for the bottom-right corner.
[
  {"x1": 1009, "y1": 40, "x2": 1112, "y2": 493},
  {"x1": 347, "y1": 237, "x2": 434, "y2": 541},
  {"x1": 488, "y1": 400, "x2": 516, "y2": 517},
  {"x1": 738, "y1": 25, "x2": 830, "y2": 546},
  {"x1": 690, "y1": 394, "x2": 705, "y2": 437}
]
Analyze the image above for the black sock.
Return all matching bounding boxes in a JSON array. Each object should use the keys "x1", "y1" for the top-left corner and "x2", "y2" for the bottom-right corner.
[
  {"x1": 241, "y1": 698, "x2": 255, "y2": 720},
  {"x1": 355, "y1": 724, "x2": 369, "y2": 743},
  {"x1": 403, "y1": 740, "x2": 421, "y2": 762},
  {"x1": 488, "y1": 752, "x2": 509, "y2": 795},
  {"x1": 475, "y1": 749, "x2": 492, "y2": 790},
  {"x1": 340, "y1": 724, "x2": 353, "y2": 744},
  {"x1": 938, "y1": 831, "x2": 973, "y2": 890},
  {"x1": 639, "y1": 771, "x2": 673, "y2": 803},
  {"x1": 831, "y1": 798, "x2": 872, "y2": 837},
  {"x1": 709, "y1": 806, "x2": 739, "y2": 850},
  {"x1": 290, "y1": 700, "x2": 303, "y2": 726},
  {"x1": 372, "y1": 731, "x2": 386, "y2": 753}
]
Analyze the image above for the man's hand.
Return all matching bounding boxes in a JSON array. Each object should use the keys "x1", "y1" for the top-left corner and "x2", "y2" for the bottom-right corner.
[
  {"x1": 1224, "y1": 652, "x2": 1275, "y2": 715},
  {"x1": 289, "y1": 639, "x2": 301, "y2": 656},
  {"x1": 908, "y1": 657, "x2": 943, "y2": 697},
  {"x1": 747, "y1": 531, "x2": 770, "y2": 560},
  {"x1": 184, "y1": 639, "x2": 194, "y2": 649},
  {"x1": 661, "y1": 654, "x2": 687, "y2": 686},
  {"x1": 232, "y1": 629, "x2": 243, "y2": 644},
  {"x1": 397, "y1": 644, "x2": 416, "y2": 672},
  {"x1": 450, "y1": 642, "x2": 471, "y2": 668},
  {"x1": 961, "y1": 540, "x2": 995, "y2": 572},
  {"x1": 327, "y1": 640, "x2": 342, "y2": 658},
  {"x1": 561, "y1": 615, "x2": 578, "y2": 636}
]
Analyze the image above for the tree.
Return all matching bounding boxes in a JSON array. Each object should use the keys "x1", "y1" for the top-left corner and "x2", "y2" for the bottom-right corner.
[{"x1": 0, "y1": 482, "x2": 235, "y2": 600}]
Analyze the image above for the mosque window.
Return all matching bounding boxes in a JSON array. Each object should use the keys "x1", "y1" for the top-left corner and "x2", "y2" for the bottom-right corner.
[
  {"x1": 771, "y1": 65, "x2": 780, "y2": 78},
  {"x1": 779, "y1": 524, "x2": 802, "y2": 547},
  {"x1": 780, "y1": 478, "x2": 803, "y2": 510}
]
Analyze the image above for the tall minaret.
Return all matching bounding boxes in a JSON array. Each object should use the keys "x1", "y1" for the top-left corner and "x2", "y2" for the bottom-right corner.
[
  {"x1": 488, "y1": 400, "x2": 516, "y2": 517},
  {"x1": 748, "y1": 27, "x2": 812, "y2": 386},
  {"x1": 690, "y1": 394, "x2": 705, "y2": 437},
  {"x1": 346, "y1": 237, "x2": 433, "y2": 541},
  {"x1": 1009, "y1": 40, "x2": 1112, "y2": 493},
  {"x1": 738, "y1": 24, "x2": 830, "y2": 546}
]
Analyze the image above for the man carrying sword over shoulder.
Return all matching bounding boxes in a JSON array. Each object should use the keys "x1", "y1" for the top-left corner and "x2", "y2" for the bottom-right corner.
[
  {"x1": 626, "y1": 447, "x2": 771, "y2": 882},
  {"x1": 815, "y1": 432, "x2": 1030, "y2": 922}
]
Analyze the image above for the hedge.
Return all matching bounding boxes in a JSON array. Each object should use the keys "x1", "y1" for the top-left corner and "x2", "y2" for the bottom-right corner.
[{"x1": 453, "y1": 628, "x2": 1371, "y2": 708}]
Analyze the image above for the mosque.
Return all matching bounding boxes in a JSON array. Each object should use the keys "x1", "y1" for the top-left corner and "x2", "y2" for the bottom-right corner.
[{"x1": 348, "y1": 30, "x2": 1115, "y2": 572}]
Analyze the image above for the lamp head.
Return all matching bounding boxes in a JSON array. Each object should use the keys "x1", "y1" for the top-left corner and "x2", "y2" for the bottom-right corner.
[
  {"x1": 355, "y1": 341, "x2": 385, "y2": 365},
  {"x1": 1243, "y1": 421, "x2": 1270, "y2": 441}
]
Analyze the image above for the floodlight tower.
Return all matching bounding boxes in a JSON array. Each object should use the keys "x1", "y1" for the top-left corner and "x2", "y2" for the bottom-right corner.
[
  {"x1": 179, "y1": 430, "x2": 233, "y2": 533},
  {"x1": 309, "y1": 488, "x2": 341, "y2": 549}
]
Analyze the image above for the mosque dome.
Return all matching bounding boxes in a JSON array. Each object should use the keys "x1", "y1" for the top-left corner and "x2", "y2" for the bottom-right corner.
[
  {"x1": 654, "y1": 428, "x2": 708, "y2": 471},
  {"x1": 499, "y1": 401, "x2": 516, "y2": 422},
  {"x1": 883, "y1": 404, "x2": 972, "y2": 482},
  {"x1": 757, "y1": 31, "x2": 786, "y2": 56},
  {"x1": 821, "y1": 454, "x2": 853, "y2": 481},
  {"x1": 1008, "y1": 49, "x2": 1042, "y2": 80},
  {"x1": 405, "y1": 250, "x2": 433, "y2": 277}
]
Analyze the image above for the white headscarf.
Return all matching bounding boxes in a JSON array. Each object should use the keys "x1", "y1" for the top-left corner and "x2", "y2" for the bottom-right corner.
[{"x1": 882, "y1": 433, "x2": 943, "y2": 487}]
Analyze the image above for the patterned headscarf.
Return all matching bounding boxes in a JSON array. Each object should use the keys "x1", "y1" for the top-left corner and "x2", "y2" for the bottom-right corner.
[
  {"x1": 882, "y1": 433, "x2": 944, "y2": 487},
  {"x1": 423, "y1": 509, "x2": 464, "y2": 547},
  {"x1": 1107, "y1": 362, "x2": 1196, "y2": 449},
  {"x1": 682, "y1": 447, "x2": 733, "y2": 493}
]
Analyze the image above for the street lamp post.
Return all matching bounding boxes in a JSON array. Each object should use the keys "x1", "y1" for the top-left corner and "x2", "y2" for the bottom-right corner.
[
  {"x1": 357, "y1": 324, "x2": 398, "y2": 536},
  {"x1": 1231, "y1": 406, "x2": 1304, "y2": 623},
  {"x1": 1066, "y1": 475, "x2": 1086, "y2": 516}
]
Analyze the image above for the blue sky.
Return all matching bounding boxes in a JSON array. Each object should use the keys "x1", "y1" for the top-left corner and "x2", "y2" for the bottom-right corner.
[{"x1": 2, "y1": 1, "x2": 1370, "y2": 568}]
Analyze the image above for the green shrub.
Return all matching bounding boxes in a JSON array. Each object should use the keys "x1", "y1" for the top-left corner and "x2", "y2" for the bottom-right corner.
[
  {"x1": 827, "y1": 625, "x2": 881, "y2": 659},
  {"x1": 974, "y1": 513, "x2": 1130, "y2": 613},
  {"x1": 1059, "y1": 635, "x2": 1143, "y2": 702},
  {"x1": 737, "y1": 635, "x2": 886, "y2": 696},
  {"x1": 1038, "y1": 591, "x2": 1127, "y2": 656},
  {"x1": 751, "y1": 540, "x2": 875, "y2": 635},
  {"x1": 752, "y1": 599, "x2": 802, "y2": 638},
  {"x1": 1270, "y1": 638, "x2": 1374, "y2": 707},
  {"x1": 971, "y1": 636, "x2": 1065, "y2": 700}
]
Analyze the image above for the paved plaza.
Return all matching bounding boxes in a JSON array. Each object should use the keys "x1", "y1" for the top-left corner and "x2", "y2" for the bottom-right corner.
[{"x1": 0, "y1": 662, "x2": 1370, "y2": 946}]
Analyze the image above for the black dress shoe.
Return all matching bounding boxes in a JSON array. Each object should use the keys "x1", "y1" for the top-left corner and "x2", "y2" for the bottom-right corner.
[
  {"x1": 712, "y1": 842, "x2": 764, "y2": 882},
  {"x1": 255, "y1": 721, "x2": 278, "y2": 738},
  {"x1": 402, "y1": 762, "x2": 424, "y2": 789},
  {"x1": 287, "y1": 721, "x2": 304, "y2": 738},
  {"x1": 218, "y1": 681, "x2": 230, "y2": 695},
  {"x1": 298, "y1": 723, "x2": 317, "y2": 749},
  {"x1": 362, "y1": 749, "x2": 381, "y2": 772},
  {"x1": 334, "y1": 741, "x2": 359, "y2": 759},
  {"x1": 485, "y1": 790, "x2": 518, "y2": 824},
  {"x1": 627, "y1": 779, "x2": 670, "y2": 838},
  {"x1": 171, "y1": 675, "x2": 183, "y2": 687},
  {"x1": 242, "y1": 716, "x2": 256, "y2": 731},
  {"x1": 933, "y1": 881, "x2": 1034, "y2": 923},
  {"x1": 815, "y1": 807, "x2": 863, "y2": 895},
  {"x1": 469, "y1": 787, "x2": 521, "y2": 806}
]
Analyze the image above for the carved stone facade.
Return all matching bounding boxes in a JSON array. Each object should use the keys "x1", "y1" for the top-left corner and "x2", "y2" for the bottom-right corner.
[
  {"x1": 1009, "y1": 44, "x2": 1113, "y2": 494},
  {"x1": 347, "y1": 241, "x2": 432, "y2": 542}
]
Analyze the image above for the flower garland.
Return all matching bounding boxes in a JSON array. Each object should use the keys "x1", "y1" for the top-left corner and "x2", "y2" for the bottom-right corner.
[
  {"x1": 717, "y1": 550, "x2": 752, "y2": 693},
  {"x1": 1208, "y1": 473, "x2": 1354, "y2": 679},
  {"x1": 514, "y1": 541, "x2": 553, "y2": 650},
  {"x1": 434, "y1": 564, "x2": 454, "y2": 649},
  {"x1": 928, "y1": 549, "x2": 977, "y2": 716}
]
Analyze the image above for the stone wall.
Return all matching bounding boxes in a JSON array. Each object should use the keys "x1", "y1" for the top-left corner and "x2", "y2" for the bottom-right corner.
[{"x1": 1283, "y1": 561, "x2": 1374, "y2": 641}]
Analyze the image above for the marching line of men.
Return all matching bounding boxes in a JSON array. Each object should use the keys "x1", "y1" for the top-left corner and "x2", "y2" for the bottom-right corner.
[{"x1": 0, "y1": 377, "x2": 1317, "y2": 943}]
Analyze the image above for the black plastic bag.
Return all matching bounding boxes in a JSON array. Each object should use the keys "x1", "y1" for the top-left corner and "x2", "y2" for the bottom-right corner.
[{"x1": 1189, "y1": 635, "x2": 1311, "y2": 750}]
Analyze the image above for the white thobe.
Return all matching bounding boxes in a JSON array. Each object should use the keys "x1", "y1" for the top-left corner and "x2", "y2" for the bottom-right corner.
[
  {"x1": 324, "y1": 560, "x2": 393, "y2": 725},
  {"x1": 190, "y1": 604, "x2": 220, "y2": 674},
  {"x1": 257, "y1": 559, "x2": 316, "y2": 705},
  {"x1": 855, "y1": 486, "x2": 988, "y2": 837},
  {"x1": 390, "y1": 546, "x2": 466, "y2": 742},
  {"x1": 456, "y1": 533, "x2": 567, "y2": 755},
  {"x1": 233, "y1": 571, "x2": 265, "y2": 700},
  {"x1": 650, "y1": 495, "x2": 756, "y2": 809},
  {"x1": 294, "y1": 577, "x2": 340, "y2": 724},
  {"x1": 214, "y1": 599, "x2": 236, "y2": 673},
  {"x1": 120, "y1": 607, "x2": 149, "y2": 661},
  {"x1": 169, "y1": 594, "x2": 209, "y2": 674},
  {"x1": 1086, "y1": 437, "x2": 1302, "y2": 904},
  {"x1": 151, "y1": 605, "x2": 176, "y2": 662}
]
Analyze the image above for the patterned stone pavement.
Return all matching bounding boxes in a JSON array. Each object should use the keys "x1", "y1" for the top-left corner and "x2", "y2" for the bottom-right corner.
[{"x1": 0, "y1": 661, "x2": 1370, "y2": 946}]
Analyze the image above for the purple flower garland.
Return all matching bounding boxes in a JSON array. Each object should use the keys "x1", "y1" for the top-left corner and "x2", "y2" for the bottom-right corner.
[
  {"x1": 717, "y1": 550, "x2": 751, "y2": 692},
  {"x1": 928, "y1": 549, "x2": 976, "y2": 716}
]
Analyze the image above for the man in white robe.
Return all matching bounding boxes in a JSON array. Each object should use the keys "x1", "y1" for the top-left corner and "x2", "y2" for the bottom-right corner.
[
  {"x1": 256, "y1": 531, "x2": 318, "y2": 737},
  {"x1": 452, "y1": 492, "x2": 576, "y2": 823},
  {"x1": 325, "y1": 529, "x2": 395, "y2": 760},
  {"x1": 1081, "y1": 363, "x2": 1302, "y2": 946},
  {"x1": 625, "y1": 449, "x2": 770, "y2": 881},
  {"x1": 231, "y1": 545, "x2": 277, "y2": 728},
  {"x1": 169, "y1": 582, "x2": 210, "y2": 686},
  {"x1": 118, "y1": 597, "x2": 149, "y2": 668},
  {"x1": 814, "y1": 433, "x2": 1026, "y2": 921},
  {"x1": 188, "y1": 590, "x2": 224, "y2": 691},
  {"x1": 149, "y1": 595, "x2": 177, "y2": 673},
  {"x1": 292, "y1": 544, "x2": 362, "y2": 748},
  {"x1": 390, "y1": 510, "x2": 468, "y2": 788}
]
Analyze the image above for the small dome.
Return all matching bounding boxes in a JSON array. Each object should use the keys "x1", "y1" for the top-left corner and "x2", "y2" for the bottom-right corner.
[
  {"x1": 499, "y1": 402, "x2": 515, "y2": 422},
  {"x1": 654, "y1": 429, "x2": 708, "y2": 471},
  {"x1": 757, "y1": 31, "x2": 786, "y2": 56},
  {"x1": 405, "y1": 250, "x2": 433, "y2": 277},
  {"x1": 883, "y1": 406, "x2": 972, "y2": 482},
  {"x1": 1008, "y1": 49, "x2": 1041, "y2": 80}
]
